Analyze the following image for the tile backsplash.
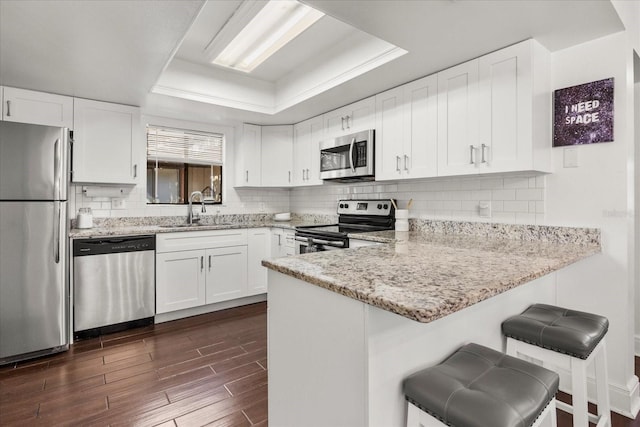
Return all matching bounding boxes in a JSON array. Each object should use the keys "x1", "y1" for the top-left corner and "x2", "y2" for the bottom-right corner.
[
  {"x1": 71, "y1": 172, "x2": 546, "y2": 225},
  {"x1": 290, "y1": 173, "x2": 546, "y2": 225}
]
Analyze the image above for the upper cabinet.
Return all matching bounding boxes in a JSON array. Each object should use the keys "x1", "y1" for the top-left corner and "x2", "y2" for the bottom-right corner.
[
  {"x1": 323, "y1": 96, "x2": 375, "y2": 139},
  {"x1": 375, "y1": 74, "x2": 438, "y2": 181},
  {"x1": 1, "y1": 87, "x2": 73, "y2": 128},
  {"x1": 235, "y1": 123, "x2": 262, "y2": 187},
  {"x1": 235, "y1": 124, "x2": 293, "y2": 187},
  {"x1": 292, "y1": 115, "x2": 323, "y2": 186},
  {"x1": 72, "y1": 98, "x2": 140, "y2": 184},
  {"x1": 261, "y1": 125, "x2": 293, "y2": 187},
  {"x1": 437, "y1": 39, "x2": 551, "y2": 176}
]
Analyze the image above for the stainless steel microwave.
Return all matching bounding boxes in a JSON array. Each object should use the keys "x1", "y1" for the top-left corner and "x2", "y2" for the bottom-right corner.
[{"x1": 319, "y1": 129, "x2": 375, "y2": 181}]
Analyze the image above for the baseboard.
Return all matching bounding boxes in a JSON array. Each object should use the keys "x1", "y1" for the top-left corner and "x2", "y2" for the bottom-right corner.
[
  {"x1": 557, "y1": 368, "x2": 640, "y2": 419},
  {"x1": 635, "y1": 334, "x2": 640, "y2": 356},
  {"x1": 154, "y1": 294, "x2": 267, "y2": 324}
]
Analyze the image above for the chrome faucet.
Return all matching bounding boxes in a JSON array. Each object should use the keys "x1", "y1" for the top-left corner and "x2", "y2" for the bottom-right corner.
[{"x1": 188, "y1": 191, "x2": 205, "y2": 225}]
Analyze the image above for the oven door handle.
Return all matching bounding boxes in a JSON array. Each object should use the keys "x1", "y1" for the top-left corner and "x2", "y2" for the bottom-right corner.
[
  {"x1": 349, "y1": 137, "x2": 356, "y2": 173},
  {"x1": 295, "y1": 236, "x2": 345, "y2": 248}
]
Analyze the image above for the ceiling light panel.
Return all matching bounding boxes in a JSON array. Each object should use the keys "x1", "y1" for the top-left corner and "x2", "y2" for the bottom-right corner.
[{"x1": 212, "y1": 0, "x2": 324, "y2": 73}]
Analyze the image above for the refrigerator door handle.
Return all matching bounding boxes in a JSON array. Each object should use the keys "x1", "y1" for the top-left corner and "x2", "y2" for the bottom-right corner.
[
  {"x1": 53, "y1": 201, "x2": 61, "y2": 264},
  {"x1": 53, "y1": 138, "x2": 61, "y2": 200}
]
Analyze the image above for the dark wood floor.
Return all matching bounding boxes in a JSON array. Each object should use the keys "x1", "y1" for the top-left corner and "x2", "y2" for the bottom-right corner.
[
  {"x1": 0, "y1": 302, "x2": 267, "y2": 426},
  {"x1": 0, "y1": 301, "x2": 638, "y2": 426}
]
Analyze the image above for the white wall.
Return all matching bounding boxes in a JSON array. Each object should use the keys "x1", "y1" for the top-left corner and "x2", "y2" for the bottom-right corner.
[{"x1": 545, "y1": 31, "x2": 639, "y2": 417}]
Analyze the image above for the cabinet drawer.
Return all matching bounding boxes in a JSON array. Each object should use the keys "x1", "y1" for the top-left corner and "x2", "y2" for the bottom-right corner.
[{"x1": 156, "y1": 229, "x2": 248, "y2": 253}]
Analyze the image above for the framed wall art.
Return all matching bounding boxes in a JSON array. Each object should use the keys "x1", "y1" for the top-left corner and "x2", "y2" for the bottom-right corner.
[{"x1": 553, "y1": 77, "x2": 614, "y2": 147}]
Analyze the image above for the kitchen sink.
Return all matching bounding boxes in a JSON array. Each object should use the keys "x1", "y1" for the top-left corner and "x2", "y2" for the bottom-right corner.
[{"x1": 160, "y1": 223, "x2": 234, "y2": 228}]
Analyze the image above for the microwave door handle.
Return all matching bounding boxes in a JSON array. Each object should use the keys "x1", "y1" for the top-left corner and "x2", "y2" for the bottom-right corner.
[{"x1": 349, "y1": 137, "x2": 356, "y2": 172}]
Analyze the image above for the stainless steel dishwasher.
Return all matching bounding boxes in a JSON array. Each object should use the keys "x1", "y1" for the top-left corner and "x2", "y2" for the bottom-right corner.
[{"x1": 73, "y1": 235, "x2": 155, "y2": 339}]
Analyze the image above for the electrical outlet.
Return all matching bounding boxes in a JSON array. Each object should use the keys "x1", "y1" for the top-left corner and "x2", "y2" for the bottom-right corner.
[
  {"x1": 111, "y1": 198, "x2": 126, "y2": 210},
  {"x1": 563, "y1": 147, "x2": 579, "y2": 168},
  {"x1": 478, "y1": 201, "x2": 491, "y2": 218}
]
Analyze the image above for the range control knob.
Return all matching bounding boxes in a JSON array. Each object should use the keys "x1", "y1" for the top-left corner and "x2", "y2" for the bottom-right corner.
[
  {"x1": 383, "y1": 204, "x2": 389, "y2": 209},
  {"x1": 377, "y1": 204, "x2": 382, "y2": 209},
  {"x1": 339, "y1": 203, "x2": 344, "y2": 209},
  {"x1": 344, "y1": 203, "x2": 349, "y2": 209}
]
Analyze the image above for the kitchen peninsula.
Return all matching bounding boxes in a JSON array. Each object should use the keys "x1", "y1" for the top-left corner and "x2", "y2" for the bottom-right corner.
[{"x1": 263, "y1": 223, "x2": 601, "y2": 427}]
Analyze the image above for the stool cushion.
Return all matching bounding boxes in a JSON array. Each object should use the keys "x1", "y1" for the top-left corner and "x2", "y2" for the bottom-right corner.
[
  {"x1": 403, "y1": 343, "x2": 559, "y2": 427},
  {"x1": 502, "y1": 304, "x2": 609, "y2": 359}
]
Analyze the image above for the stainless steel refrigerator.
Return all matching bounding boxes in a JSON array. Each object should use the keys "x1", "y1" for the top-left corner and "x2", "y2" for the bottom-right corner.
[{"x1": 0, "y1": 121, "x2": 70, "y2": 364}]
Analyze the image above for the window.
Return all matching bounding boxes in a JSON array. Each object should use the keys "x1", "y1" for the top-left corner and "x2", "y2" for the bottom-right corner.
[{"x1": 146, "y1": 125, "x2": 223, "y2": 204}]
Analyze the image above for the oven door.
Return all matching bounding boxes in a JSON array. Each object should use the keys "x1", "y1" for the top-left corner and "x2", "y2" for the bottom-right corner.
[
  {"x1": 295, "y1": 236, "x2": 346, "y2": 255},
  {"x1": 319, "y1": 130, "x2": 374, "y2": 180}
]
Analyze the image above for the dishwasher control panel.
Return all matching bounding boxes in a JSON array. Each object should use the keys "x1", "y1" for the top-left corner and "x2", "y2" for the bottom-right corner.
[{"x1": 73, "y1": 235, "x2": 155, "y2": 256}]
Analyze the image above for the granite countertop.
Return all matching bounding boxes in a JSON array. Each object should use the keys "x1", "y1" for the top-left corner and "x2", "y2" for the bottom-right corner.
[
  {"x1": 69, "y1": 219, "x2": 312, "y2": 238},
  {"x1": 262, "y1": 229, "x2": 601, "y2": 324}
]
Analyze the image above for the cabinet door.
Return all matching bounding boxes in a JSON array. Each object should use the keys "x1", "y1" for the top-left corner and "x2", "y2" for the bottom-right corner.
[
  {"x1": 403, "y1": 74, "x2": 438, "y2": 179},
  {"x1": 72, "y1": 98, "x2": 139, "y2": 184},
  {"x1": 437, "y1": 60, "x2": 479, "y2": 176},
  {"x1": 478, "y1": 41, "x2": 531, "y2": 172},
  {"x1": 248, "y1": 228, "x2": 270, "y2": 295},
  {"x1": 205, "y1": 246, "x2": 248, "y2": 304},
  {"x1": 235, "y1": 123, "x2": 262, "y2": 187},
  {"x1": 261, "y1": 125, "x2": 293, "y2": 187},
  {"x1": 346, "y1": 97, "x2": 375, "y2": 134},
  {"x1": 271, "y1": 229, "x2": 284, "y2": 258},
  {"x1": 156, "y1": 250, "x2": 206, "y2": 314},
  {"x1": 375, "y1": 86, "x2": 405, "y2": 181},
  {"x1": 293, "y1": 116, "x2": 323, "y2": 186},
  {"x1": 2, "y1": 87, "x2": 73, "y2": 128},
  {"x1": 323, "y1": 97, "x2": 375, "y2": 138}
]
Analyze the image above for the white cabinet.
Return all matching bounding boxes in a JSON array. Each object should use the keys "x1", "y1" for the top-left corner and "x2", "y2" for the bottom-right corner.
[
  {"x1": 293, "y1": 116, "x2": 323, "y2": 186},
  {"x1": 272, "y1": 228, "x2": 295, "y2": 257},
  {"x1": 1, "y1": 87, "x2": 73, "y2": 128},
  {"x1": 437, "y1": 60, "x2": 480, "y2": 176},
  {"x1": 247, "y1": 228, "x2": 271, "y2": 295},
  {"x1": 156, "y1": 249, "x2": 206, "y2": 314},
  {"x1": 437, "y1": 39, "x2": 550, "y2": 176},
  {"x1": 261, "y1": 125, "x2": 293, "y2": 187},
  {"x1": 477, "y1": 40, "x2": 550, "y2": 173},
  {"x1": 72, "y1": 98, "x2": 140, "y2": 184},
  {"x1": 235, "y1": 123, "x2": 262, "y2": 187},
  {"x1": 205, "y1": 246, "x2": 248, "y2": 303},
  {"x1": 156, "y1": 229, "x2": 249, "y2": 314},
  {"x1": 323, "y1": 97, "x2": 375, "y2": 138},
  {"x1": 375, "y1": 75, "x2": 438, "y2": 181}
]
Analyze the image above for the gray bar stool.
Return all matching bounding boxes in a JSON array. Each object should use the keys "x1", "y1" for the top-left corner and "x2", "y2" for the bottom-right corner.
[
  {"x1": 502, "y1": 304, "x2": 611, "y2": 427},
  {"x1": 403, "y1": 343, "x2": 559, "y2": 427}
]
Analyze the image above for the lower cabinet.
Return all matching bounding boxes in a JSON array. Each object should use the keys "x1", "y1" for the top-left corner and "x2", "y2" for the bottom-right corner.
[
  {"x1": 248, "y1": 228, "x2": 271, "y2": 295},
  {"x1": 206, "y1": 246, "x2": 248, "y2": 304},
  {"x1": 156, "y1": 249, "x2": 206, "y2": 314},
  {"x1": 156, "y1": 229, "x2": 254, "y2": 315},
  {"x1": 271, "y1": 228, "x2": 295, "y2": 257}
]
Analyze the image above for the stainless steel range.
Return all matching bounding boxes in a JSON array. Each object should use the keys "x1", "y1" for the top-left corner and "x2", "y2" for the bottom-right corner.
[{"x1": 295, "y1": 199, "x2": 395, "y2": 254}]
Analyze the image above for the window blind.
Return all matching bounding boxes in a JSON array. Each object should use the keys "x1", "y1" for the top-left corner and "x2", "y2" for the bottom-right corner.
[{"x1": 147, "y1": 125, "x2": 223, "y2": 165}]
